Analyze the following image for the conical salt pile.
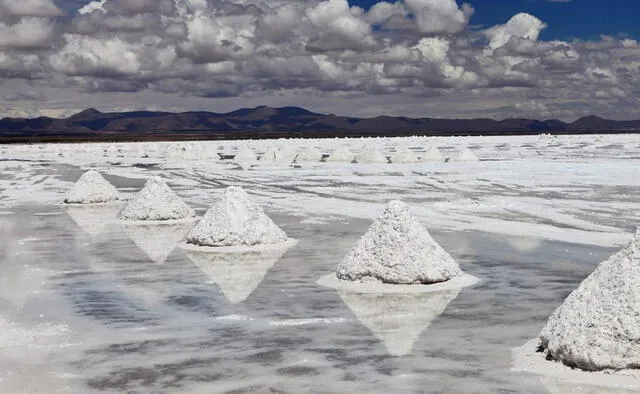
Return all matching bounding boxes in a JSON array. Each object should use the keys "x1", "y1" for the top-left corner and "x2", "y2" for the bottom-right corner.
[
  {"x1": 234, "y1": 145, "x2": 257, "y2": 161},
  {"x1": 390, "y1": 147, "x2": 419, "y2": 164},
  {"x1": 64, "y1": 170, "x2": 120, "y2": 204},
  {"x1": 295, "y1": 146, "x2": 323, "y2": 163},
  {"x1": 327, "y1": 146, "x2": 354, "y2": 162},
  {"x1": 185, "y1": 186, "x2": 288, "y2": 248},
  {"x1": 338, "y1": 200, "x2": 461, "y2": 284},
  {"x1": 338, "y1": 289, "x2": 460, "y2": 356},
  {"x1": 452, "y1": 148, "x2": 480, "y2": 162},
  {"x1": 420, "y1": 146, "x2": 444, "y2": 162},
  {"x1": 538, "y1": 230, "x2": 640, "y2": 371},
  {"x1": 355, "y1": 147, "x2": 387, "y2": 164},
  {"x1": 118, "y1": 176, "x2": 195, "y2": 221}
]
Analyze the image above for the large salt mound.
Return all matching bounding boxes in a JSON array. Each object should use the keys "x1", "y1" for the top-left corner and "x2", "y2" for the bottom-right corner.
[
  {"x1": 337, "y1": 200, "x2": 461, "y2": 284},
  {"x1": 295, "y1": 146, "x2": 323, "y2": 163},
  {"x1": 260, "y1": 146, "x2": 279, "y2": 162},
  {"x1": 452, "y1": 148, "x2": 480, "y2": 162},
  {"x1": 420, "y1": 146, "x2": 444, "y2": 162},
  {"x1": 64, "y1": 170, "x2": 119, "y2": 204},
  {"x1": 538, "y1": 230, "x2": 640, "y2": 371},
  {"x1": 390, "y1": 147, "x2": 419, "y2": 163},
  {"x1": 355, "y1": 147, "x2": 387, "y2": 164},
  {"x1": 118, "y1": 176, "x2": 195, "y2": 222},
  {"x1": 185, "y1": 186, "x2": 288, "y2": 248},
  {"x1": 327, "y1": 146, "x2": 354, "y2": 162}
]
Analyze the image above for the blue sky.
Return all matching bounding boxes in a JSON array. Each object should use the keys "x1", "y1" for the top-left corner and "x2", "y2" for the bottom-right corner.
[{"x1": 354, "y1": 0, "x2": 637, "y2": 41}]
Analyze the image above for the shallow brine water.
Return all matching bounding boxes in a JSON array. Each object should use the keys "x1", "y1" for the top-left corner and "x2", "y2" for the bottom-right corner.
[{"x1": 0, "y1": 135, "x2": 639, "y2": 393}]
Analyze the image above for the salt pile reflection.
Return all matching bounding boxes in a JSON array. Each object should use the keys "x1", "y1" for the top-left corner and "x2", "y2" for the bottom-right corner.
[
  {"x1": 186, "y1": 244, "x2": 293, "y2": 304},
  {"x1": 337, "y1": 288, "x2": 460, "y2": 356}
]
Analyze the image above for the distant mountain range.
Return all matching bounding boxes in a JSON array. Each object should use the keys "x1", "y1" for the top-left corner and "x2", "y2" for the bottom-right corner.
[{"x1": 1, "y1": 106, "x2": 639, "y2": 142}]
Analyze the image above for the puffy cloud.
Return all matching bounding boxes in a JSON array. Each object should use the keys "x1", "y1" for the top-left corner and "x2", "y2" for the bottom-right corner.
[
  {"x1": 305, "y1": 0, "x2": 376, "y2": 51},
  {"x1": 0, "y1": 0, "x2": 63, "y2": 18},
  {"x1": 486, "y1": 13, "x2": 546, "y2": 51},
  {"x1": 0, "y1": 17, "x2": 56, "y2": 49},
  {"x1": 404, "y1": 0, "x2": 472, "y2": 34},
  {"x1": 49, "y1": 35, "x2": 143, "y2": 76}
]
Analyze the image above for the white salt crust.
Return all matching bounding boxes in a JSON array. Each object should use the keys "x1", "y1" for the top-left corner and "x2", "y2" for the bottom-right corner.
[
  {"x1": 420, "y1": 146, "x2": 445, "y2": 162},
  {"x1": 185, "y1": 186, "x2": 289, "y2": 248},
  {"x1": 318, "y1": 272, "x2": 480, "y2": 294},
  {"x1": 512, "y1": 339, "x2": 640, "y2": 392},
  {"x1": 118, "y1": 176, "x2": 195, "y2": 222},
  {"x1": 327, "y1": 146, "x2": 354, "y2": 162},
  {"x1": 452, "y1": 148, "x2": 480, "y2": 162},
  {"x1": 337, "y1": 200, "x2": 462, "y2": 284},
  {"x1": 233, "y1": 146, "x2": 257, "y2": 161},
  {"x1": 355, "y1": 147, "x2": 388, "y2": 164},
  {"x1": 390, "y1": 147, "x2": 419, "y2": 164},
  {"x1": 64, "y1": 170, "x2": 119, "y2": 204},
  {"x1": 538, "y1": 230, "x2": 640, "y2": 371}
]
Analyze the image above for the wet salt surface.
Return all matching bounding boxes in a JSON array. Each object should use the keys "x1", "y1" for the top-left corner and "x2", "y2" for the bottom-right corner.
[
  {"x1": 1, "y1": 135, "x2": 639, "y2": 393},
  {"x1": 0, "y1": 199, "x2": 623, "y2": 393}
]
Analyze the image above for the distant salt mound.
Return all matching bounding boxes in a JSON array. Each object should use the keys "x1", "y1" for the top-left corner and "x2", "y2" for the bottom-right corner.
[
  {"x1": 355, "y1": 147, "x2": 387, "y2": 164},
  {"x1": 185, "y1": 186, "x2": 289, "y2": 248},
  {"x1": 295, "y1": 146, "x2": 323, "y2": 163},
  {"x1": 538, "y1": 230, "x2": 640, "y2": 371},
  {"x1": 260, "y1": 146, "x2": 279, "y2": 162},
  {"x1": 452, "y1": 148, "x2": 480, "y2": 162},
  {"x1": 420, "y1": 146, "x2": 444, "y2": 162},
  {"x1": 337, "y1": 200, "x2": 461, "y2": 284},
  {"x1": 234, "y1": 146, "x2": 257, "y2": 161},
  {"x1": 327, "y1": 146, "x2": 354, "y2": 162},
  {"x1": 64, "y1": 170, "x2": 119, "y2": 204},
  {"x1": 390, "y1": 147, "x2": 419, "y2": 164},
  {"x1": 118, "y1": 176, "x2": 195, "y2": 222}
]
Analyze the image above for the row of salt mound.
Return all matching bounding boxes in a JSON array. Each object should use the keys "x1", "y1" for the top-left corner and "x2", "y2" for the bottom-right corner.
[{"x1": 234, "y1": 146, "x2": 474, "y2": 163}]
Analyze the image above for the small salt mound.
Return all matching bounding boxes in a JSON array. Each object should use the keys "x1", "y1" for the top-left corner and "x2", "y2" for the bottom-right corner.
[
  {"x1": 118, "y1": 176, "x2": 195, "y2": 221},
  {"x1": 452, "y1": 148, "x2": 480, "y2": 162},
  {"x1": 538, "y1": 230, "x2": 640, "y2": 371},
  {"x1": 327, "y1": 146, "x2": 354, "y2": 162},
  {"x1": 420, "y1": 146, "x2": 444, "y2": 162},
  {"x1": 337, "y1": 200, "x2": 461, "y2": 284},
  {"x1": 234, "y1": 146, "x2": 257, "y2": 161},
  {"x1": 260, "y1": 146, "x2": 279, "y2": 162},
  {"x1": 390, "y1": 147, "x2": 419, "y2": 163},
  {"x1": 355, "y1": 147, "x2": 387, "y2": 164},
  {"x1": 64, "y1": 170, "x2": 119, "y2": 204},
  {"x1": 186, "y1": 186, "x2": 288, "y2": 247},
  {"x1": 295, "y1": 146, "x2": 323, "y2": 163}
]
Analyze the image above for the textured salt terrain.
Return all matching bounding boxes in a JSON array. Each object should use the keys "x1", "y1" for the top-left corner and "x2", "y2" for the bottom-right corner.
[{"x1": 0, "y1": 134, "x2": 639, "y2": 392}]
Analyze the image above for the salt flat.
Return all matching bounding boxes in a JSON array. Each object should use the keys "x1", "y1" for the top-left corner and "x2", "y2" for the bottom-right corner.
[{"x1": 0, "y1": 134, "x2": 638, "y2": 393}]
